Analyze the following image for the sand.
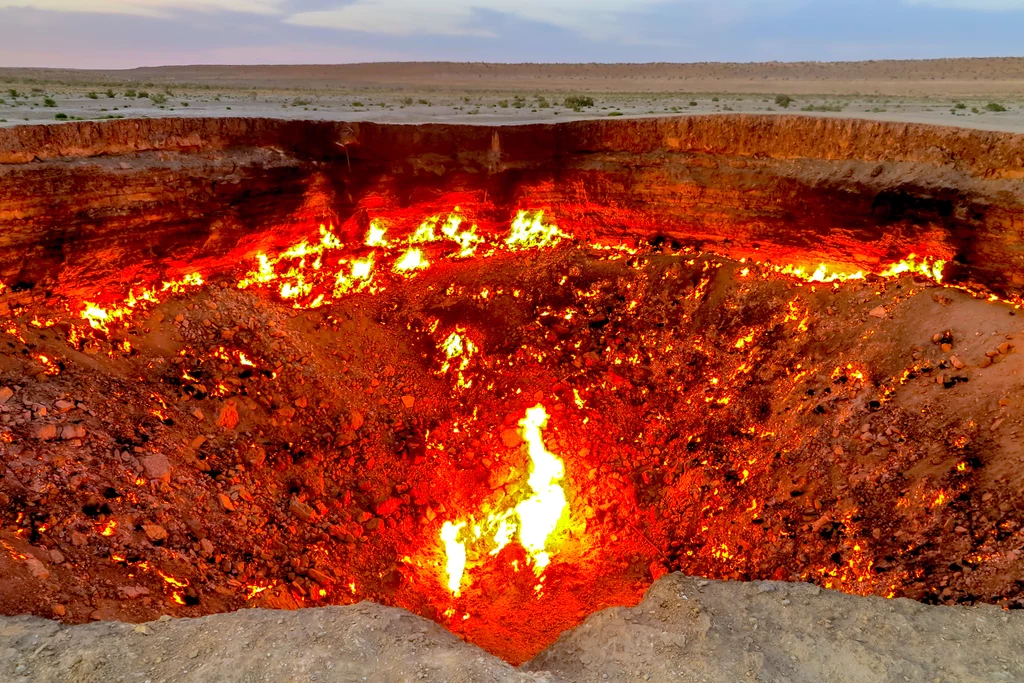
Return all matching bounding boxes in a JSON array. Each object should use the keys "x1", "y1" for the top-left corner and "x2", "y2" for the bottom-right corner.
[{"x1": 0, "y1": 58, "x2": 1023, "y2": 133}]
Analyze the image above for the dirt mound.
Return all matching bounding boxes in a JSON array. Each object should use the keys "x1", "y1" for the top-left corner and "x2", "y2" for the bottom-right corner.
[{"x1": 3, "y1": 573, "x2": 1023, "y2": 682}]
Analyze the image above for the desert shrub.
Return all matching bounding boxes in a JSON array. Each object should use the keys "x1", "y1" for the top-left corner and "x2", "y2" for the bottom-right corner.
[
  {"x1": 418, "y1": 98, "x2": 430, "y2": 105},
  {"x1": 688, "y1": 100, "x2": 698, "y2": 106},
  {"x1": 800, "y1": 104, "x2": 843, "y2": 112},
  {"x1": 54, "y1": 112, "x2": 67, "y2": 119},
  {"x1": 538, "y1": 96, "x2": 550, "y2": 108},
  {"x1": 8, "y1": 89, "x2": 18, "y2": 98},
  {"x1": 137, "y1": 91, "x2": 149, "y2": 99},
  {"x1": 352, "y1": 101, "x2": 364, "y2": 107},
  {"x1": 106, "y1": 89, "x2": 115, "y2": 98},
  {"x1": 608, "y1": 111, "x2": 623, "y2": 116},
  {"x1": 400, "y1": 96, "x2": 413, "y2": 105},
  {"x1": 711, "y1": 96, "x2": 719, "y2": 102},
  {"x1": 498, "y1": 99, "x2": 509, "y2": 108},
  {"x1": 775, "y1": 94, "x2": 792, "y2": 108},
  {"x1": 292, "y1": 98, "x2": 311, "y2": 106},
  {"x1": 125, "y1": 89, "x2": 137, "y2": 98},
  {"x1": 564, "y1": 95, "x2": 595, "y2": 109},
  {"x1": 87, "y1": 91, "x2": 98, "y2": 99},
  {"x1": 954, "y1": 102, "x2": 966, "y2": 109},
  {"x1": 148, "y1": 93, "x2": 167, "y2": 104},
  {"x1": 985, "y1": 102, "x2": 1007, "y2": 112},
  {"x1": 43, "y1": 97, "x2": 56, "y2": 107}
]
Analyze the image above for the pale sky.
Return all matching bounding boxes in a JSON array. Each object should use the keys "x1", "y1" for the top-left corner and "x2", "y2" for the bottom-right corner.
[{"x1": 0, "y1": 0, "x2": 1022, "y2": 68}]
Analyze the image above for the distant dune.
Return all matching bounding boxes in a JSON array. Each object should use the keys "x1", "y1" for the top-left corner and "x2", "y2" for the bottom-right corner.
[{"x1": 3, "y1": 58, "x2": 1024, "y2": 96}]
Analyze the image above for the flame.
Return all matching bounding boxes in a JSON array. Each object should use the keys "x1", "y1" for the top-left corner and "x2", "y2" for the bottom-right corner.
[
  {"x1": 513, "y1": 405, "x2": 567, "y2": 573},
  {"x1": 99, "y1": 520, "x2": 117, "y2": 537},
  {"x1": 879, "y1": 254, "x2": 946, "y2": 283},
  {"x1": 439, "y1": 404, "x2": 568, "y2": 597},
  {"x1": 365, "y1": 221, "x2": 389, "y2": 247},
  {"x1": 437, "y1": 327, "x2": 478, "y2": 389},
  {"x1": 441, "y1": 521, "x2": 467, "y2": 597},
  {"x1": 394, "y1": 248, "x2": 429, "y2": 273},
  {"x1": 506, "y1": 211, "x2": 568, "y2": 251}
]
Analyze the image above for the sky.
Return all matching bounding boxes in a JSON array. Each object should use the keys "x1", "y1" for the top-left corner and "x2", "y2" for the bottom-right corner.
[{"x1": 0, "y1": 0, "x2": 1022, "y2": 69}]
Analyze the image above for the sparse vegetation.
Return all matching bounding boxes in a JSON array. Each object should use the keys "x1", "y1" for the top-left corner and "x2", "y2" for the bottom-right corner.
[
  {"x1": 563, "y1": 95, "x2": 595, "y2": 110},
  {"x1": 352, "y1": 101, "x2": 364, "y2": 107},
  {"x1": 43, "y1": 97, "x2": 56, "y2": 107},
  {"x1": 688, "y1": 100, "x2": 698, "y2": 106},
  {"x1": 292, "y1": 98, "x2": 312, "y2": 107},
  {"x1": 54, "y1": 112, "x2": 67, "y2": 119},
  {"x1": 106, "y1": 89, "x2": 115, "y2": 98},
  {"x1": 87, "y1": 91, "x2": 99, "y2": 99},
  {"x1": 498, "y1": 99, "x2": 509, "y2": 108},
  {"x1": 538, "y1": 96, "x2": 551, "y2": 108},
  {"x1": 608, "y1": 111, "x2": 623, "y2": 116},
  {"x1": 125, "y1": 89, "x2": 137, "y2": 98},
  {"x1": 800, "y1": 104, "x2": 844, "y2": 112},
  {"x1": 8, "y1": 89, "x2": 18, "y2": 98},
  {"x1": 985, "y1": 102, "x2": 1007, "y2": 112},
  {"x1": 954, "y1": 102, "x2": 966, "y2": 109},
  {"x1": 400, "y1": 96, "x2": 414, "y2": 106},
  {"x1": 775, "y1": 94, "x2": 793, "y2": 108},
  {"x1": 418, "y1": 98, "x2": 430, "y2": 105},
  {"x1": 148, "y1": 93, "x2": 167, "y2": 104}
]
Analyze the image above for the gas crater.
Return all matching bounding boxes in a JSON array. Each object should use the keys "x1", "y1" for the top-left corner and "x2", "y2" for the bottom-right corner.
[{"x1": 0, "y1": 116, "x2": 1023, "y2": 664}]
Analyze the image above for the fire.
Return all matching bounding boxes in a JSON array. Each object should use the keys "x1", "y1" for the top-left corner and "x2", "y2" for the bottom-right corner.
[
  {"x1": 513, "y1": 406, "x2": 567, "y2": 573},
  {"x1": 441, "y1": 521, "x2": 468, "y2": 597},
  {"x1": 99, "y1": 520, "x2": 117, "y2": 536},
  {"x1": 394, "y1": 248, "x2": 429, "y2": 273},
  {"x1": 438, "y1": 327, "x2": 478, "y2": 389},
  {"x1": 506, "y1": 211, "x2": 567, "y2": 251},
  {"x1": 879, "y1": 254, "x2": 946, "y2": 283},
  {"x1": 439, "y1": 404, "x2": 568, "y2": 598}
]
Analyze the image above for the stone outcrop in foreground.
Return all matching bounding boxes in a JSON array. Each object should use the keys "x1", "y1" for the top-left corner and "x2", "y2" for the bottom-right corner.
[{"x1": 2, "y1": 574, "x2": 1022, "y2": 682}]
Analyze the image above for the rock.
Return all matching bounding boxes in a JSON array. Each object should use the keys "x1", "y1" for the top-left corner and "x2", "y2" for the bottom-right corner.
[
  {"x1": 51, "y1": 604, "x2": 66, "y2": 617},
  {"x1": 54, "y1": 399, "x2": 75, "y2": 413},
  {"x1": 294, "y1": 396, "x2": 308, "y2": 409},
  {"x1": 118, "y1": 585, "x2": 150, "y2": 599},
  {"x1": 501, "y1": 428, "x2": 523, "y2": 448},
  {"x1": 868, "y1": 306, "x2": 887, "y2": 319},
  {"x1": 401, "y1": 395, "x2": 415, "y2": 408},
  {"x1": 350, "y1": 410, "x2": 364, "y2": 430},
  {"x1": 0, "y1": 387, "x2": 12, "y2": 404},
  {"x1": 33, "y1": 424, "x2": 58, "y2": 440},
  {"x1": 217, "y1": 493, "x2": 235, "y2": 512},
  {"x1": 139, "y1": 453, "x2": 172, "y2": 483},
  {"x1": 49, "y1": 549, "x2": 65, "y2": 564},
  {"x1": 143, "y1": 523, "x2": 168, "y2": 542},
  {"x1": 950, "y1": 354, "x2": 965, "y2": 370},
  {"x1": 276, "y1": 406, "x2": 296, "y2": 419},
  {"x1": 70, "y1": 531, "x2": 87, "y2": 547},
  {"x1": 191, "y1": 408, "x2": 205, "y2": 421},
  {"x1": 308, "y1": 568, "x2": 331, "y2": 586},
  {"x1": 24, "y1": 555, "x2": 50, "y2": 580},
  {"x1": 60, "y1": 424, "x2": 86, "y2": 440},
  {"x1": 200, "y1": 538, "x2": 214, "y2": 555},
  {"x1": 289, "y1": 498, "x2": 315, "y2": 522},
  {"x1": 216, "y1": 401, "x2": 239, "y2": 430}
]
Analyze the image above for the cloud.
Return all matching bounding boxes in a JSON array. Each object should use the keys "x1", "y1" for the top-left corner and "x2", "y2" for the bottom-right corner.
[
  {"x1": 903, "y1": 0, "x2": 1024, "y2": 8},
  {"x1": 286, "y1": 0, "x2": 671, "y2": 39},
  {"x1": 0, "y1": 0, "x2": 285, "y2": 18}
]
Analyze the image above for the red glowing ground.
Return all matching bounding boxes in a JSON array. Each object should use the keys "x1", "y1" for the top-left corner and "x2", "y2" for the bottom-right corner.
[{"x1": 1, "y1": 210, "x2": 1022, "y2": 664}]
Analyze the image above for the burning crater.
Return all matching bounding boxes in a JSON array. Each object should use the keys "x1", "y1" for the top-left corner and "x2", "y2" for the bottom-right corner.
[{"x1": 0, "y1": 116, "x2": 1023, "y2": 664}]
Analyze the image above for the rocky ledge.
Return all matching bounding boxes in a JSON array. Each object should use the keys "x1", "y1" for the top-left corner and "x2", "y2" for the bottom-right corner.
[{"x1": 2, "y1": 573, "x2": 1022, "y2": 682}]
